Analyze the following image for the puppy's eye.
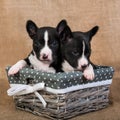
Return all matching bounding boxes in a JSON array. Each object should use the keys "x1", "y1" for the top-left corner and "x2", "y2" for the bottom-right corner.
[
  {"x1": 72, "y1": 50, "x2": 79, "y2": 56},
  {"x1": 34, "y1": 43, "x2": 41, "y2": 47},
  {"x1": 34, "y1": 43, "x2": 39, "y2": 47},
  {"x1": 50, "y1": 40, "x2": 58, "y2": 47}
]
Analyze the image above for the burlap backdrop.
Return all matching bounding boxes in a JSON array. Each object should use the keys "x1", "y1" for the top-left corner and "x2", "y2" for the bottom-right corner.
[{"x1": 0, "y1": 0, "x2": 120, "y2": 120}]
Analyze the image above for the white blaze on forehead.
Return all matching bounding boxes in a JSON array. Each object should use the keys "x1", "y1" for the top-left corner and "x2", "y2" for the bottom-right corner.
[
  {"x1": 44, "y1": 30, "x2": 49, "y2": 43},
  {"x1": 82, "y1": 41, "x2": 85, "y2": 56},
  {"x1": 40, "y1": 30, "x2": 52, "y2": 61},
  {"x1": 77, "y1": 41, "x2": 88, "y2": 69}
]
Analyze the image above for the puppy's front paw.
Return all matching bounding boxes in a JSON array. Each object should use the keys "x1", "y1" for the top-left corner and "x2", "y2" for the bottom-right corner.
[
  {"x1": 83, "y1": 64, "x2": 95, "y2": 80},
  {"x1": 8, "y1": 60, "x2": 26, "y2": 75},
  {"x1": 8, "y1": 65, "x2": 21, "y2": 75}
]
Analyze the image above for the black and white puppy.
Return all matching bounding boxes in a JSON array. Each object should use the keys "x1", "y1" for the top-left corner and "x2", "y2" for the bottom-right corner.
[
  {"x1": 57, "y1": 20, "x2": 99, "y2": 80},
  {"x1": 8, "y1": 20, "x2": 62, "y2": 75}
]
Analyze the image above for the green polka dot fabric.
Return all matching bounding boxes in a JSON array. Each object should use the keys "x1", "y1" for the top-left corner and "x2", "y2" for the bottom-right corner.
[{"x1": 6, "y1": 66, "x2": 114, "y2": 89}]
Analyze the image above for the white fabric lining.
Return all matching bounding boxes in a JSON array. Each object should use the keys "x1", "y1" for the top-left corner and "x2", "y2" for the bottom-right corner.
[
  {"x1": 10, "y1": 79, "x2": 112, "y2": 94},
  {"x1": 45, "y1": 79, "x2": 112, "y2": 94}
]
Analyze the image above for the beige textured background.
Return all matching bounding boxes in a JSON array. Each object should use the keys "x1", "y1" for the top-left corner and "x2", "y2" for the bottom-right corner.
[{"x1": 0, "y1": 0, "x2": 120, "y2": 120}]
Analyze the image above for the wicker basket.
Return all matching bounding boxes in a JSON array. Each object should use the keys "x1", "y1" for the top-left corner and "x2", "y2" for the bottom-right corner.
[{"x1": 6, "y1": 66, "x2": 114, "y2": 120}]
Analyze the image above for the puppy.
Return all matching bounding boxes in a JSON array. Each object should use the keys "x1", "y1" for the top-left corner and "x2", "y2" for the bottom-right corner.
[
  {"x1": 57, "y1": 20, "x2": 99, "y2": 80},
  {"x1": 8, "y1": 20, "x2": 62, "y2": 75}
]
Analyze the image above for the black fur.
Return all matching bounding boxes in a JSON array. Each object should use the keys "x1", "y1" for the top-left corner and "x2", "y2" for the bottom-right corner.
[
  {"x1": 24, "y1": 20, "x2": 63, "y2": 72},
  {"x1": 57, "y1": 20, "x2": 99, "y2": 70}
]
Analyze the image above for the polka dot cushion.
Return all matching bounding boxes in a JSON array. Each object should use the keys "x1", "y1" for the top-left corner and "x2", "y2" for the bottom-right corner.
[{"x1": 6, "y1": 66, "x2": 114, "y2": 89}]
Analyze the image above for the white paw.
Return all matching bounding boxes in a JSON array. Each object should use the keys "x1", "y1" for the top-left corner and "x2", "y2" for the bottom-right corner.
[
  {"x1": 8, "y1": 65, "x2": 21, "y2": 75},
  {"x1": 83, "y1": 64, "x2": 95, "y2": 80},
  {"x1": 8, "y1": 60, "x2": 27, "y2": 75}
]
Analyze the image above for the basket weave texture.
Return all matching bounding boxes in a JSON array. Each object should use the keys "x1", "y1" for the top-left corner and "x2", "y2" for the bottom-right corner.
[{"x1": 6, "y1": 66, "x2": 114, "y2": 120}]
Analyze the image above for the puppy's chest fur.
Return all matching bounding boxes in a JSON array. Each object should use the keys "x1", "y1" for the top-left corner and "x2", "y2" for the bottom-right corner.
[
  {"x1": 28, "y1": 54, "x2": 55, "y2": 73},
  {"x1": 62, "y1": 60, "x2": 74, "y2": 72}
]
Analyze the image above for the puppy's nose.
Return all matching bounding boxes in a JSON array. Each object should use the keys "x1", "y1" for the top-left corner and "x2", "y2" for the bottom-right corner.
[
  {"x1": 81, "y1": 65, "x2": 88, "y2": 69},
  {"x1": 42, "y1": 54, "x2": 48, "y2": 60}
]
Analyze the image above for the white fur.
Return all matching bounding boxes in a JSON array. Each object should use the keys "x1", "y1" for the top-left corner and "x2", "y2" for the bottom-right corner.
[
  {"x1": 8, "y1": 31, "x2": 54, "y2": 76},
  {"x1": 83, "y1": 64, "x2": 95, "y2": 80},
  {"x1": 29, "y1": 54, "x2": 55, "y2": 73},
  {"x1": 62, "y1": 60, "x2": 94, "y2": 80},
  {"x1": 77, "y1": 41, "x2": 88, "y2": 69},
  {"x1": 40, "y1": 31, "x2": 52, "y2": 61},
  {"x1": 8, "y1": 60, "x2": 27, "y2": 75},
  {"x1": 44, "y1": 30, "x2": 48, "y2": 41},
  {"x1": 62, "y1": 60, "x2": 74, "y2": 72},
  {"x1": 62, "y1": 41, "x2": 94, "y2": 80}
]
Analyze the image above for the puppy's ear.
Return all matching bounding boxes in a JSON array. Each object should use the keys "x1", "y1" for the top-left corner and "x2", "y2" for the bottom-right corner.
[
  {"x1": 26, "y1": 20, "x2": 38, "y2": 39},
  {"x1": 56, "y1": 20, "x2": 72, "y2": 42},
  {"x1": 86, "y1": 26, "x2": 99, "y2": 41},
  {"x1": 56, "y1": 20, "x2": 67, "y2": 34}
]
